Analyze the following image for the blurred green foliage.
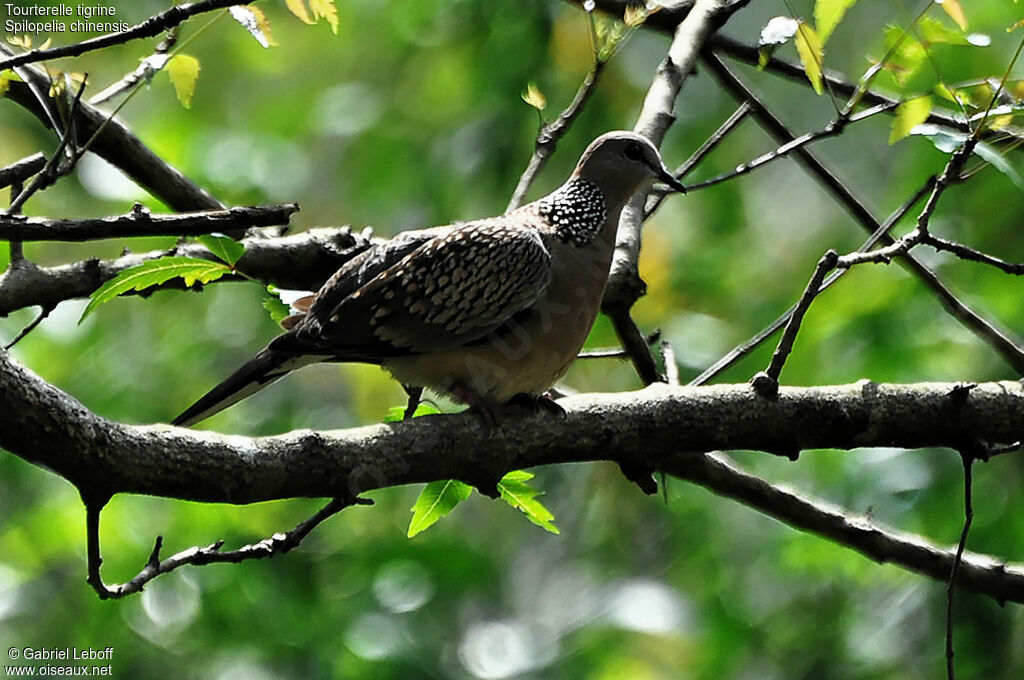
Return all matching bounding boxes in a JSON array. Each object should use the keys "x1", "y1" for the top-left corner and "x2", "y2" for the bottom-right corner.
[{"x1": 2, "y1": 1, "x2": 1024, "y2": 678}]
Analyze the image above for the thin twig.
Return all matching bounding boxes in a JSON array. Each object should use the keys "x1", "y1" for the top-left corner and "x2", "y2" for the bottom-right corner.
[
  {"x1": 756, "y1": 250, "x2": 839, "y2": 393},
  {"x1": 506, "y1": 59, "x2": 607, "y2": 212},
  {"x1": 4, "y1": 304, "x2": 54, "y2": 350},
  {"x1": 0, "y1": 203, "x2": 299, "y2": 242},
  {"x1": 577, "y1": 329, "x2": 661, "y2": 359},
  {"x1": 690, "y1": 178, "x2": 936, "y2": 386},
  {"x1": 0, "y1": 153, "x2": 47, "y2": 190},
  {"x1": 0, "y1": 0, "x2": 240, "y2": 71},
  {"x1": 946, "y1": 451, "x2": 975, "y2": 680},
  {"x1": 86, "y1": 496, "x2": 367, "y2": 600},
  {"x1": 6, "y1": 77, "x2": 88, "y2": 216},
  {"x1": 608, "y1": 310, "x2": 663, "y2": 385},
  {"x1": 702, "y1": 51, "x2": 1024, "y2": 375},
  {"x1": 645, "y1": 101, "x2": 751, "y2": 218},
  {"x1": 682, "y1": 103, "x2": 894, "y2": 193}
]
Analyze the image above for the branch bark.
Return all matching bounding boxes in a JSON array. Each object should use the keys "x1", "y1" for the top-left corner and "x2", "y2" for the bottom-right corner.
[
  {"x1": 0, "y1": 226, "x2": 372, "y2": 316},
  {"x1": 0, "y1": 204, "x2": 298, "y2": 242},
  {"x1": 2, "y1": 347, "x2": 1023, "y2": 602}
]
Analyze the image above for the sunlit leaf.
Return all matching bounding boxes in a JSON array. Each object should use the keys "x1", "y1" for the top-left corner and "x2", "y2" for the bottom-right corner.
[
  {"x1": 285, "y1": 0, "x2": 315, "y2": 25},
  {"x1": 197, "y1": 233, "x2": 245, "y2": 266},
  {"x1": 0, "y1": 70, "x2": 11, "y2": 98},
  {"x1": 81, "y1": 257, "x2": 231, "y2": 322},
  {"x1": 407, "y1": 480, "x2": 472, "y2": 538},
  {"x1": 918, "y1": 16, "x2": 968, "y2": 46},
  {"x1": 262, "y1": 288, "x2": 291, "y2": 325},
  {"x1": 309, "y1": 0, "x2": 339, "y2": 34},
  {"x1": 229, "y1": 6, "x2": 277, "y2": 48},
  {"x1": 497, "y1": 470, "x2": 560, "y2": 534},
  {"x1": 815, "y1": 0, "x2": 858, "y2": 44},
  {"x1": 167, "y1": 54, "x2": 200, "y2": 109},
  {"x1": 937, "y1": 0, "x2": 967, "y2": 31},
  {"x1": 794, "y1": 21, "x2": 825, "y2": 95},
  {"x1": 521, "y1": 82, "x2": 547, "y2": 111},
  {"x1": 889, "y1": 95, "x2": 932, "y2": 144},
  {"x1": 6, "y1": 35, "x2": 31, "y2": 49},
  {"x1": 623, "y1": 3, "x2": 658, "y2": 27},
  {"x1": 882, "y1": 25, "x2": 926, "y2": 86}
]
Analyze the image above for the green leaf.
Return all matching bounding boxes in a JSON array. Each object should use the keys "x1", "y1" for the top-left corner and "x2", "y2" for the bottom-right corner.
[
  {"x1": 197, "y1": 233, "x2": 245, "y2": 266},
  {"x1": 917, "y1": 17, "x2": 968, "y2": 46},
  {"x1": 814, "y1": 0, "x2": 858, "y2": 44},
  {"x1": 383, "y1": 402, "x2": 442, "y2": 422},
  {"x1": 882, "y1": 25, "x2": 926, "y2": 86},
  {"x1": 973, "y1": 141, "x2": 1024, "y2": 192},
  {"x1": 794, "y1": 21, "x2": 825, "y2": 95},
  {"x1": 167, "y1": 54, "x2": 200, "y2": 109},
  {"x1": 909, "y1": 125, "x2": 1024, "y2": 191},
  {"x1": 889, "y1": 95, "x2": 932, "y2": 145},
  {"x1": 0, "y1": 70, "x2": 12, "y2": 98},
  {"x1": 497, "y1": 470, "x2": 560, "y2": 534},
  {"x1": 81, "y1": 257, "x2": 231, "y2": 322},
  {"x1": 262, "y1": 287, "x2": 291, "y2": 324},
  {"x1": 407, "y1": 480, "x2": 472, "y2": 538}
]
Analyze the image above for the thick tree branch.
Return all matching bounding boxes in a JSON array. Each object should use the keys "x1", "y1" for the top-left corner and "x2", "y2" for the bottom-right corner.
[
  {"x1": 597, "y1": 0, "x2": 749, "y2": 383},
  {"x1": 0, "y1": 226, "x2": 372, "y2": 316},
  {"x1": 0, "y1": 203, "x2": 298, "y2": 242},
  {"x1": 3, "y1": 347, "x2": 1024, "y2": 601}
]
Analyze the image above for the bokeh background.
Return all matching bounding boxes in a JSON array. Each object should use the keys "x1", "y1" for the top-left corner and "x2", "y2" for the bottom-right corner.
[{"x1": 2, "y1": 1, "x2": 1024, "y2": 677}]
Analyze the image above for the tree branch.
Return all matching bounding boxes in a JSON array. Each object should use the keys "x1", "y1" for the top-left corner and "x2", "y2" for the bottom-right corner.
[
  {"x1": 0, "y1": 203, "x2": 298, "y2": 242},
  {"x1": 0, "y1": 226, "x2": 372, "y2": 316},
  {"x1": 3, "y1": 346, "x2": 1024, "y2": 601},
  {"x1": 2, "y1": 54, "x2": 222, "y2": 212},
  {"x1": 0, "y1": 153, "x2": 47, "y2": 190},
  {"x1": 0, "y1": 0, "x2": 243, "y2": 72}
]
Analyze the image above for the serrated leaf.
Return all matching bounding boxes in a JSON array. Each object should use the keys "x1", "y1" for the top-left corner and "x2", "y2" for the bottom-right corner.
[
  {"x1": 81, "y1": 257, "x2": 231, "y2": 322},
  {"x1": 167, "y1": 54, "x2": 200, "y2": 109},
  {"x1": 794, "y1": 21, "x2": 825, "y2": 95},
  {"x1": 197, "y1": 233, "x2": 245, "y2": 266},
  {"x1": 521, "y1": 82, "x2": 547, "y2": 111},
  {"x1": 882, "y1": 25, "x2": 926, "y2": 86},
  {"x1": 918, "y1": 16, "x2": 968, "y2": 46},
  {"x1": 309, "y1": 0, "x2": 339, "y2": 33},
  {"x1": 623, "y1": 3, "x2": 656, "y2": 27},
  {"x1": 285, "y1": 0, "x2": 315, "y2": 24},
  {"x1": 497, "y1": 470, "x2": 560, "y2": 534},
  {"x1": 383, "y1": 402, "x2": 442, "y2": 422},
  {"x1": 229, "y1": 6, "x2": 277, "y2": 48},
  {"x1": 938, "y1": 0, "x2": 967, "y2": 31},
  {"x1": 407, "y1": 480, "x2": 472, "y2": 538},
  {"x1": 973, "y1": 141, "x2": 1024, "y2": 192},
  {"x1": 815, "y1": 0, "x2": 858, "y2": 44},
  {"x1": 889, "y1": 95, "x2": 932, "y2": 144},
  {"x1": 262, "y1": 289, "x2": 291, "y2": 324}
]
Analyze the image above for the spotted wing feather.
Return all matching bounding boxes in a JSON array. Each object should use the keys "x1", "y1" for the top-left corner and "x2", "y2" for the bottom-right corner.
[{"x1": 293, "y1": 221, "x2": 551, "y2": 355}]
